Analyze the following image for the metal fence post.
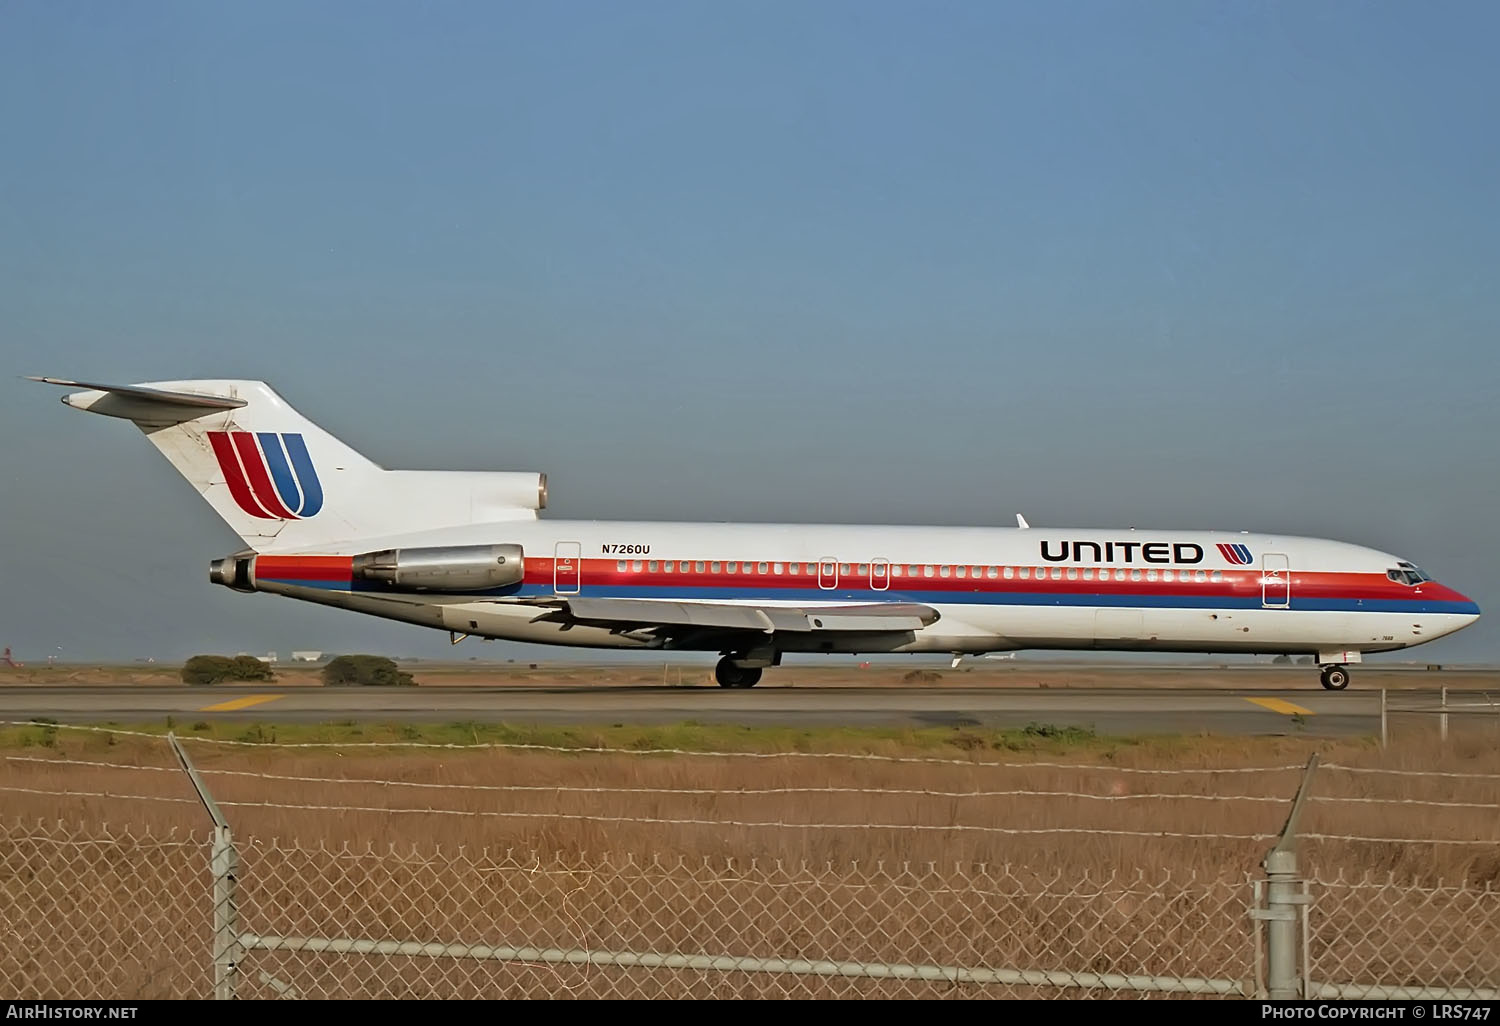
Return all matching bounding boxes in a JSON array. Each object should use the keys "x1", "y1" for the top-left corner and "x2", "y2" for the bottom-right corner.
[
  {"x1": 169, "y1": 732, "x2": 241, "y2": 999},
  {"x1": 1440, "y1": 686, "x2": 1448, "y2": 743},
  {"x1": 210, "y1": 823, "x2": 242, "y2": 1000},
  {"x1": 1254, "y1": 755, "x2": 1318, "y2": 999},
  {"x1": 1380, "y1": 689, "x2": 1388, "y2": 749}
]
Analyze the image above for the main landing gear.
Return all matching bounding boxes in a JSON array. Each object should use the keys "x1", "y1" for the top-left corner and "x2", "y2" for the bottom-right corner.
[
  {"x1": 1319, "y1": 665, "x2": 1350, "y2": 691},
  {"x1": 715, "y1": 656, "x2": 762, "y2": 689}
]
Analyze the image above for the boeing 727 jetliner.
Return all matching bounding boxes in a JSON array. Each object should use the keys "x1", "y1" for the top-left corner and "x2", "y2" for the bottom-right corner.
[{"x1": 30, "y1": 377, "x2": 1481, "y2": 690}]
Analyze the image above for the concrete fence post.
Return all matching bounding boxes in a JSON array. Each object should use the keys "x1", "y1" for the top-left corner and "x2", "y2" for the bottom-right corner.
[
  {"x1": 211, "y1": 824, "x2": 242, "y2": 1000},
  {"x1": 169, "y1": 732, "x2": 242, "y2": 999},
  {"x1": 1253, "y1": 755, "x2": 1318, "y2": 999}
]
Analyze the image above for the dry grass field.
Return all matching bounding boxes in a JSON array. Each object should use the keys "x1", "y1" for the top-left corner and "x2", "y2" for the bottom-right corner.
[
  {"x1": 2, "y1": 719, "x2": 1496, "y2": 882},
  {"x1": 2, "y1": 700, "x2": 1496, "y2": 997}
]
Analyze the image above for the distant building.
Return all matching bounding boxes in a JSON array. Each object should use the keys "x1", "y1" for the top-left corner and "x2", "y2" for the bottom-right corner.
[
  {"x1": 291, "y1": 651, "x2": 323, "y2": 662},
  {"x1": 235, "y1": 652, "x2": 277, "y2": 663}
]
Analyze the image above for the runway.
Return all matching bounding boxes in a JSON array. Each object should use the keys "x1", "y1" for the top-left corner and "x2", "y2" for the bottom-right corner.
[{"x1": 2, "y1": 684, "x2": 1492, "y2": 736}]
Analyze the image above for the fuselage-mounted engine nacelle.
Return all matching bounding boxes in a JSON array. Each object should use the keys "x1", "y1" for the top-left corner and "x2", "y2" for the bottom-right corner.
[
  {"x1": 350, "y1": 544, "x2": 525, "y2": 592},
  {"x1": 210, "y1": 543, "x2": 526, "y2": 595}
]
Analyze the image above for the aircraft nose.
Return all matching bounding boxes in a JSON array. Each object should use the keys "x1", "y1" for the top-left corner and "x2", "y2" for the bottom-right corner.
[{"x1": 1439, "y1": 583, "x2": 1481, "y2": 627}]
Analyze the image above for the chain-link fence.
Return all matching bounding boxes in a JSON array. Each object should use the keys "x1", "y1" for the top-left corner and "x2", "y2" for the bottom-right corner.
[
  {"x1": 1, "y1": 725, "x2": 1497, "y2": 1000},
  {"x1": 0, "y1": 822, "x2": 211, "y2": 999}
]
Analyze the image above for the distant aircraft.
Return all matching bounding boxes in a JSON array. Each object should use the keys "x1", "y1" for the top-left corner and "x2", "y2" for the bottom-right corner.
[
  {"x1": 2, "y1": 647, "x2": 20, "y2": 668},
  {"x1": 30, "y1": 377, "x2": 1481, "y2": 691}
]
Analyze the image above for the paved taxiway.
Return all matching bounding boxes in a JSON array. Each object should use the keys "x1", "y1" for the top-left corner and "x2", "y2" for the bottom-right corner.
[{"x1": 2, "y1": 685, "x2": 1492, "y2": 736}]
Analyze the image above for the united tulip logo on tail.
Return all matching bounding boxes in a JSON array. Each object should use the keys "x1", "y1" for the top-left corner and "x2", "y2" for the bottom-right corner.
[
  {"x1": 1216, "y1": 543, "x2": 1254, "y2": 566},
  {"x1": 208, "y1": 431, "x2": 324, "y2": 519}
]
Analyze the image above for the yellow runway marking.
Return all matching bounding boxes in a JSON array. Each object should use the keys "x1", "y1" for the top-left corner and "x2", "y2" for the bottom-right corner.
[
  {"x1": 198, "y1": 694, "x2": 284, "y2": 712},
  {"x1": 1245, "y1": 697, "x2": 1315, "y2": 716}
]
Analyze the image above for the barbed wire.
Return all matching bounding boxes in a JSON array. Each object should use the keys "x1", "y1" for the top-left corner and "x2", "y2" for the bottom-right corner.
[
  {"x1": 7, "y1": 755, "x2": 1499, "y2": 810},
  {"x1": 1320, "y1": 763, "x2": 1500, "y2": 780},
  {"x1": 4, "y1": 784, "x2": 1498, "y2": 846}
]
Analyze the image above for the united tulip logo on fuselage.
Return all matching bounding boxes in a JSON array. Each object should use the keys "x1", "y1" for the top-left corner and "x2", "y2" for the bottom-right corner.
[
  {"x1": 208, "y1": 431, "x2": 324, "y2": 520},
  {"x1": 1216, "y1": 543, "x2": 1254, "y2": 565}
]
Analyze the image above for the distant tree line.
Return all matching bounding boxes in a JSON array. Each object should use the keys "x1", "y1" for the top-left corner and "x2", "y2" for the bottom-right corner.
[
  {"x1": 180, "y1": 655, "x2": 275, "y2": 685},
  {"x1": 180, "y1": 653, "x2": 415, "y2": 686},
  {"x1": 320, "y1": 654, "x2": 415, "y2": 686}
]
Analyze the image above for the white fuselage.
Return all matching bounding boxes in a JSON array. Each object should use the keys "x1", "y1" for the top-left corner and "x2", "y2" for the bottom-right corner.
[{"x1": 245, "y1": 521, "x2": 1481, "y2": 661}]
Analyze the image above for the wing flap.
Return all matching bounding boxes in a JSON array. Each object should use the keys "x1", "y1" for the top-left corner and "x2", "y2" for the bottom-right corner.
[{"x1": 538, "y1": 596, "x2": 939, "y2": 634}]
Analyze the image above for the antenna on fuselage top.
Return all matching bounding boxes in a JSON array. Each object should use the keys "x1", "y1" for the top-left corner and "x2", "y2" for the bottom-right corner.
[{"x1": 1016, "y1": 514, "x2": 1030, "y2": 529}]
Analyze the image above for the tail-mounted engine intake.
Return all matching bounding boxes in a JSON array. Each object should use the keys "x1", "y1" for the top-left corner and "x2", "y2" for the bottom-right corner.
[{"x1": 351, "y1": 544, "x2": 525, "y2": 592}]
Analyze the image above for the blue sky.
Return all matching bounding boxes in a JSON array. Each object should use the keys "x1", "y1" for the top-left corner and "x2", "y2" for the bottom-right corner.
[{"x1": 2, "y1": 2, "x2": 1497, "y2": 666}]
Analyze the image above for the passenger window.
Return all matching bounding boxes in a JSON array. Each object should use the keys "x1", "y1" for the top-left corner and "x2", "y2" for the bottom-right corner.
[
  {"x1": 1146, "y1": 569, "x2": 1157, "y2": 581},
  {"x1": 664, "y1": 561, "x2": 675, "y2": 572},
  {"x1": 617, "y1": 560, "x2": 627, "y2": 572},
  {"x1": 711, "y1": 562, "x2": 721, "y2": 573},
  {"x1": 758, "y1": 562, "x2": 768, "y2": 574},
  {"x1": 727, "y1": 562, "x2": 738, "y2": 574},
  {"x1": 1195, "y1": 570, "x2": 1207, "y2": 581},
  {"x1": 1083, "y1": 568, "x2": 1095, "y2": 580},
  {"x1": 773, "y1": 563, "x2": 783, "y2": 575},
  {"x1": 1161, "y1": 569, "x2": 1173, "y2": 582},
  {"x1": 955, "y1": 566, "x2": 966, "y2": 578},
  {"x1": 630, "y1": 560, "x2": 641, "y2": 572},
  {"x1": 858, "y1": 564, "x2": 869, "y2": 574},
  {"x1": 940, "y1": 565, "x2": 951, "y2": 577},
  {"x1": 924, "y1": 565, "x2": 935, "y2": 577},
  {"x1": 1051, "y1": 567, "x2": 1062, "y2": 579},
  {"x1": 1115, "y1": 569, "x2": 1127, "y2": 581},
  {"x1": 1130, "y1": 569, "x2": 1141, "y2": 581},
  {"x1": 649, "y1": 561, "x2": 659, "y2": 572},
  {"x1": 695, "y1": 561, "x2": 705, "y2": 573},
  {"x1": 987, "y1": 567, "x2": 998, "y2": 579},
  {"x1": 892, "y1": 565, "x2": 903, "y2": 577},
  {"x1": 1003, "y1": 566, "x2": 1015, "y2": 579},
  {"x1": 1211, "y1": 570, "x2": 1222, "y2": 582}
]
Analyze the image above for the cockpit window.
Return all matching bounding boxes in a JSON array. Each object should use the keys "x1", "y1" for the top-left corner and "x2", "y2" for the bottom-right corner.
[{"x1": 1388, "y1": 564, "x2": 1432, "y2": 586}]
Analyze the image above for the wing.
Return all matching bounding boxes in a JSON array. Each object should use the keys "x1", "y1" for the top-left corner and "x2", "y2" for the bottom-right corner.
[{"x1": 528, "y1": 596, "x2": 940, "y2": 647}]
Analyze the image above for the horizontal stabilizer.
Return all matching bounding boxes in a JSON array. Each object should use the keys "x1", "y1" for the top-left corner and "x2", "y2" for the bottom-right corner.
[
  {"x1": 536, "y1": 597, "x2": 940, "y2": 634},
  {"x1": 27, "y1": 376, "x2": 248, "y2": 410}
]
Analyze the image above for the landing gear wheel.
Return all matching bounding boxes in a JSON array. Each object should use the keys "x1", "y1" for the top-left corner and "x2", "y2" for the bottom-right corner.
[
  {"x1": 715, "y1": 657, "x2": 762, "y2": 689},
  {"x1": 1320, "y1": 665, "x2": 1350, "y2": 691}
]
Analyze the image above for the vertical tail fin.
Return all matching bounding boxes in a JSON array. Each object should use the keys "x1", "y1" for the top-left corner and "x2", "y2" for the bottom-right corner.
[{"x1": 30, "y1": 377, "x2": 547, "y2": 551}]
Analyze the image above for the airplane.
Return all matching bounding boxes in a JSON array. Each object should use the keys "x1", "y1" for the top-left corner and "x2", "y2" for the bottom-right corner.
[{"x1": 28, "y1": 376, "x2": 1481, "y2": 691}]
